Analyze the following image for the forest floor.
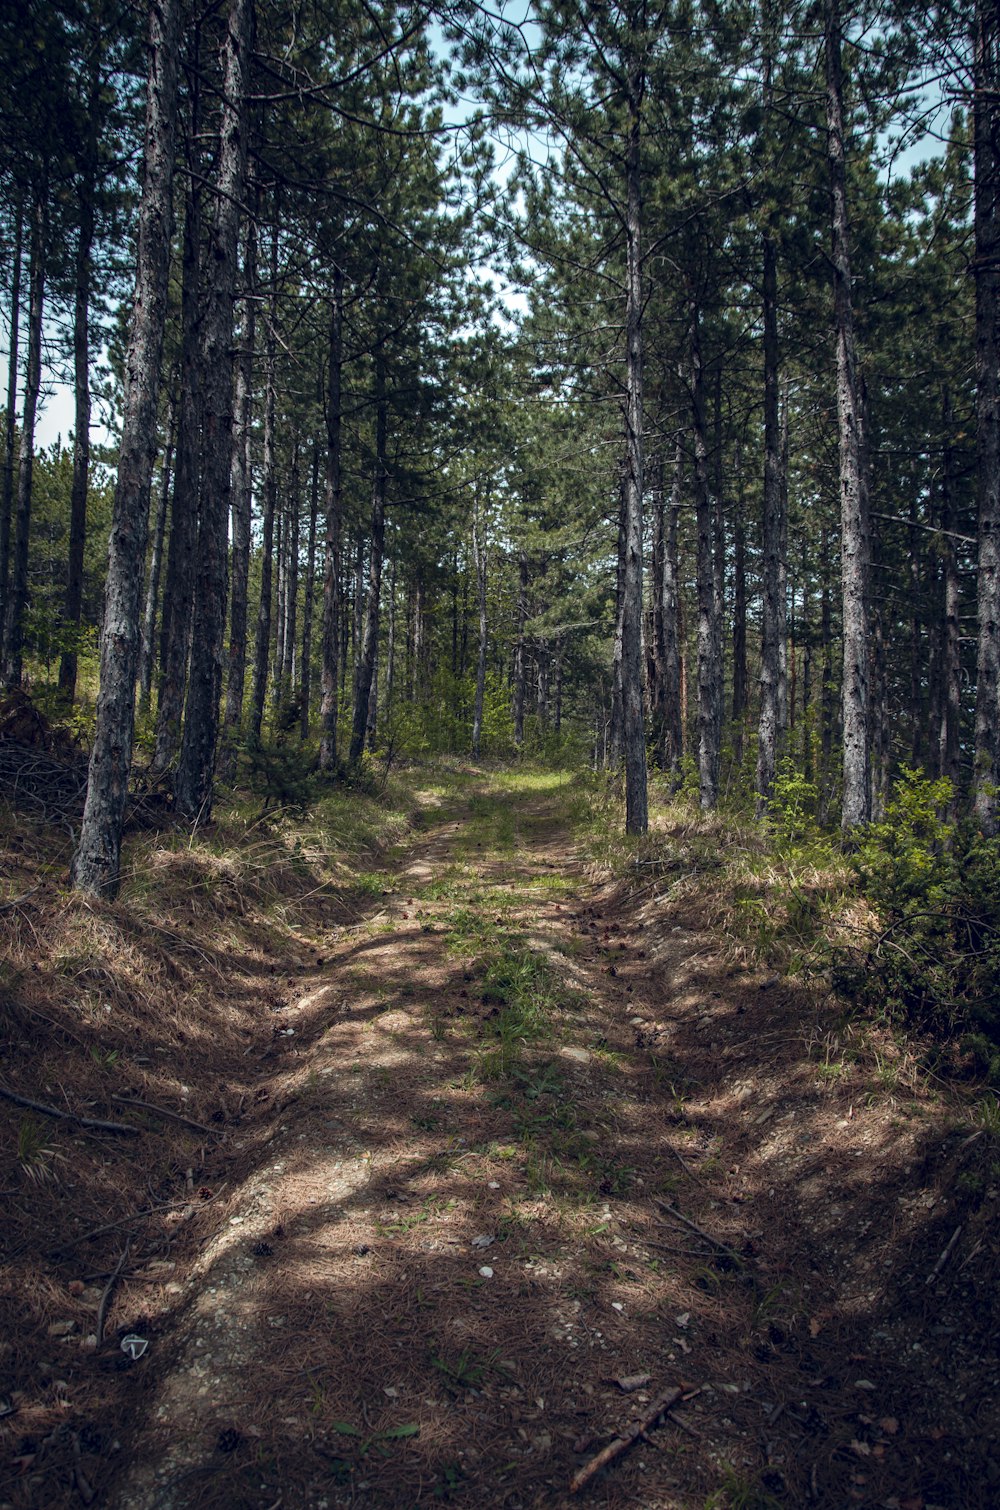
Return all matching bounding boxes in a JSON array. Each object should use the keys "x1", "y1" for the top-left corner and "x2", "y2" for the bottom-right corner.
[{"x1": 1, "y1": 762, "x2": 999, "y2": 1510}]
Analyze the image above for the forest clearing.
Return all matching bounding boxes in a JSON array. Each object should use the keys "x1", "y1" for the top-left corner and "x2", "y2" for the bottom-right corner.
[{"x1": 1, "y1": 760, "x2": 998, "y2": 1508}]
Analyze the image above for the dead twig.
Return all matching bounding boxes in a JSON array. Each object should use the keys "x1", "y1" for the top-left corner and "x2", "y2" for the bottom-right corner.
[
  {"x1": 569, "y1": 1385, "x2": 683, "y2": 1494},
  {"x1": 925, "y1": 1223, "x2": 962, "y2": 1285},
  {"x1": 50, "y1": 1187, "x2": 225, "y2": 1254},
  {"x1": 0, "y1": 1084, "x2": 140, "y2": 1135},
  {"x1": 97, "y1": 1238, "x2": 132, "y2": 1343},
  {"x1": 111, "y1": 1094, "x2": 217, "y2": 1135},
  {"x1": 656, "y1": 1200, "x2": 743, "y2": 1264}
]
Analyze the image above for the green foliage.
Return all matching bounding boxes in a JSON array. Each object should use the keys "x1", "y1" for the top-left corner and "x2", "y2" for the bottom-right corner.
[
  {"x1": 242, "y1": 737, "x2": 316, "y2": 816},
  {"x1": 768, "y1": 757, "x2": 819, "y2": 846},
  {"x1": 834, "y1": 769, "x2": 1000, "y2": 1048}
]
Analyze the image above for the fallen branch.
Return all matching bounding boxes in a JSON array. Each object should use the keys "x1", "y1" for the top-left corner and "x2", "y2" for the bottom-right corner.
[
  {"x1": 97, "y1": 1238, "x2": 131, "y2": 1343},
  {"x1": 0, "y1": 1084, "x2": 140, "y2": 1135},
  {"x1": 50, "y1": 1187, "x2": 226, "y2": 1255},
  {"x1": 569, "y1": 1385, "x2": 683, "y2": 1495},
  {"x1": 657, "y1": 1201, "x2": 743, "y2": 1264},
  {"x1": 111, "y1": 1095, "x2": 216, "y2": 1135},
  {"x1": 926, "y1": 1223, "x2": 962, "y2": 1285}
]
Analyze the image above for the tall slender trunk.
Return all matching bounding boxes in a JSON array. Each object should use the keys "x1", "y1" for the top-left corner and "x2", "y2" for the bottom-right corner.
[
  {"x1": 908, "y1": 490, "x2": 923, "y2": 765},
  {"x1": 138, "y1": 398, "x2": 176, "y2": 711},
  {"x1": 711, "y1": 364, "x2": 725, "y2": 768},
  {"x1": 974, "y1": 0, "x2": 1000, "y2": 833},
  {"x1": 732, "y1": 437, "x2": 748, "y2": 753},
  {"x1": 385, "y1": 555, "x2": 396, "y2": 719},
  {"x1": 3, "y1": 182, "x2": 46, "y2": 689},
  {"x1": 820, "y1": 521, "x2": 835, "y2": 820},
  {"x1": 349, "y1": 358, "x2": 387, "y2": 764},
  {"x1": 71, "y1": 0, "x2": 180, "y2": 894},
  {"x1": 250, "y1": 217, "x2": 279, "y2": 743},
  {"x1": 300, "y1": 440, "x2": 319, "y2": 738},
  {"x1": 609, "y1": 480, "x2": 626, "y2": 768},
  {"x1": 650, "y1": 452, "x2": 666, "y2": 765},
  {"x1": 826, "y1": 0, "x2": 870, "y2": 829},
  {"x1": 59, "y1": 70, "x2": 100, "y2": 704},
  {"x1": 621, "y1": 60, "x2": 648, "y2": 832},
  {"x1": 175, "y1": 0, "x2": 252, "y2": 823},
  {"x1": 153, "y1": 99, "x2": 202, "y2": 776},
  {"x1": 691, "y1": 303, "x2": 720, "y2": 810},
  {"x1": 513, "y1": 551, "x2": 527, "y2": 745},
  {"x1": 219, "y1": 211, "x2": 256, "y2": 777},
  {"x1": 272, "y1": 502, "x2": 286, "y2": 706},
  {"x1": 471, "y1": 490, "x2": 487, "y2": 758},
  {"x1": 662, "y1": 436, "x2": 684, "y2": 785},
  {"x1": 777, "y1": 389, "x2": 789, "y2": 732},
  {"x1": 319, "y1": 271, "x2": 343, "y2": 768},
  {"x1": 940, "y1": 390, "x2": 961, "y2": 790},
  {"x1": 281, "y1": 440, "x2": 299, "y2": 700},
  {"x1": 756, "y1": 231, "x2": 782, "y2": 810},
  {"x1": 0, "y1": 195, "x2": 22, "y2": 656}
]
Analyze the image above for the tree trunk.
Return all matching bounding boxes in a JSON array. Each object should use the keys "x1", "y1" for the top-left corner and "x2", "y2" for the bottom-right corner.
[
  {"x1": 319, "y1": 270, "x2": 343, "y2": 769},
  {"x1": 58, "y1": 70, "x2": 100, "y2": 704},
  {"x1": 756, "y1": 230, "x2": 782, "y2": 811},
  {"x1": 471, "y1": 490, "x2": 487, "y2": 758},
  {"x1": 71, "y1": 0, "x2": 180, "y2": 894},
  {"x1": 974, "y1": 0, "x2": 1000, "y2": 834},
  {"x1": 153, "y1": 119, "x2": 202, "y2": 776},
  {"x1": 349, "y1": 357, "x2": 387, "y2": 764},
  {"x1": 650, "y1": 452, "x2": 666, "y2": 766},
  {"x1": 300, "y1": 439, "x2": 319, "y2": 738},
  {"x1": 662, "y1": 436, "x2": 684, "y2": 786},
  {"x1": 219, "y1": 211, "x2": 256, "y2": 777},
  {"x1": 939, "y1": 390, "x2": 962, "y2": 791},
  {"x1": 691, "y1": 302, "x2": 720, "y2": 811},
  {"x1": 620, "y1": 58, "x2": 648, "y2": 832},
  {"x1": 385, "y1": 555, "x2": 396, "y2": 720},
  {"x1": 732, "y1": 436, "x2": 747, "y2": 753},
  {"x1": 513, "y1": 550, "x2": 527, "y2": 745},
  {"x1": 281, "y1": 440, "x2": 299, "y2": 702},
  {"x1": 0, "y1": 194, "x2": 22, "y2": 658},
  {"x1": 174, "y1": 0, "x2": 252, "y2": 823},
  {"x1": 3, "y1": 182, "x2": 46, "y2": 690},
  {"x1": 138, "y1": 397, "x2": 176, "y2": 712},
  {"x1": 272, "y1": 502, "x2": 286, "y2": 708},
  {"x1": 826, "y1": 0, "x2": 870, "y2": 829},
  {"x1": 250, "y1": 217, "x2": 279, "y2": 743},
  {"x1": 609, "y1": 479, "x2": 626, "y2": 768}
]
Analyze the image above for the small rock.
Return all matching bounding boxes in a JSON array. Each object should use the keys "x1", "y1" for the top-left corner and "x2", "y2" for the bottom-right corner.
[
  {"x1": 479, "y1": 1266, "x2": 494, "y2": 1279},
  {"x1": 47, "y1": 1321, "x2": 75, "y2": 1338}
]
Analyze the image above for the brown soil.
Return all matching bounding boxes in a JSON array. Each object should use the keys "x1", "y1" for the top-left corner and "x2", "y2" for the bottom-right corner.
[{"x1": 1, "y1": 771, "x2": 998, "y2": 1510}]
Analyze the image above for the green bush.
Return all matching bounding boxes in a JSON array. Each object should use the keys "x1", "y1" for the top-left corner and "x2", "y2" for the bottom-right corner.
[{"x1": 833, "y1": 768, "x2": 1000, "y2": 1051}]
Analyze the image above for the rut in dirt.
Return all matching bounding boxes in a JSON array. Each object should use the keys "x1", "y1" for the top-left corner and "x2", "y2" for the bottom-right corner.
[{"x1": 107, "y1": 772, "x2": 997, "y2": 1510}]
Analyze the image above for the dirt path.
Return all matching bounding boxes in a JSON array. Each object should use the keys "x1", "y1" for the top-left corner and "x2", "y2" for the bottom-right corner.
[{"x1": 110, "y1": 772, "x2": 996, "y2": 1510}]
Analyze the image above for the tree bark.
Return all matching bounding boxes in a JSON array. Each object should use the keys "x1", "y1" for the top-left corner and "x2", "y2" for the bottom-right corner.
[
  {"x1": 138, "y1": 397, "x2": 176, "y2": 712},
  {"x1": 71, "y1": 0, "x2": 180, "y2": 894},
  {"x1": 471, "y1": 489, "x2": 487, "y2": 758},
  {"x1": 219, "y1": 211, "x2": 256, "y2": 777},
  {"x1": 0, "y1": 194, "x2": 22, "y2": 659},
  {"x1": 691, "y1": 302, "x2": 720, "y2": 810},
  {"x1": 974, "y1": 0, "x2": 1000, "y2": 833},
  {"x1": 319, "y1": 270, "x2": 343, "y2": 769},
  {"x1": 153, "y1": 103, "x2": 203, "y2": 777},
  {"x1": 732, "y1": 436, "x2": 748, "y2": 750},
  {"x1": 174, "y1": 0, "x2": 252, "y2": 822},
  {"x1": 3, "y1": 182, "x2": 46, "y2": 690},
  {"x1": 250, "y1": 216, "x2": 279, "y2": 744},
  {"x1": 650, "y1": 452, "x2": 666, "y2": 765},
  {"x1": 939, "y1": 389, "x2": 961, "y2": 790},
  {"x1": 300, "y1": 439, "x2": 319, "y2": 738},
  {"x1": 349, "y1": 356, "x2": 387, "y2": 764},
  {"x1": 513, "y1": 550, "x2": 527, "y2": 745},
  {"x1": 662, "y1": 436, "x2": 684, "y2": 786},
  {"x1": 620, "y1": 55, "x2": 648, "y2": 832},
  {"x1": 826, "y1": 0, "x2": 870, "y2": 829},
  {"x1": 756, "y1": 230, "x2": 782, "y2": 810},
  {"x1": 58, "y1": 61, "x2": 101, "y2": 704}
]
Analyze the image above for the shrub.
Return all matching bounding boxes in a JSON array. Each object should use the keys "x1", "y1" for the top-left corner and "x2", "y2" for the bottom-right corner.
[{"x1": 833, "y1": 768, "x2": 1000, "y2": 1049}]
